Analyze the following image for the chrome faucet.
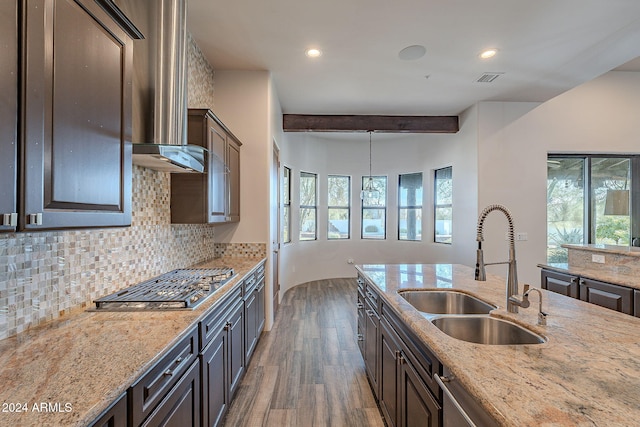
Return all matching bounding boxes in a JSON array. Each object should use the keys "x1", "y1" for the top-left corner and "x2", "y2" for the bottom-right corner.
[
  {"x1": 474, "y1": 204, "x2": 520, "y2": 313},
  {"x1": 523, "y1": 287, "x2": 548, "y2": 325}
]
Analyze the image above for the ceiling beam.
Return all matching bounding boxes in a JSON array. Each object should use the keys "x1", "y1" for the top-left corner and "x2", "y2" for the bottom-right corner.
[{"x1": 283, "y1": 114, "x2": 459, "y2": 133}]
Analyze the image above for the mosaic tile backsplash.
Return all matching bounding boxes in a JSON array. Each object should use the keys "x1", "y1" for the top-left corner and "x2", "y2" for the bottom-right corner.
[{"x1": 0, "y1": 166, "x2": 266, "y2": 340}]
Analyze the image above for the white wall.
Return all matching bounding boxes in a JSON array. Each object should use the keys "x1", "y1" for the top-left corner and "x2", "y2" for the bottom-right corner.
[
  {"x1": 279, "y1": 122, "x2": 479, "y2": 295},
  {"x1": 477, "y1": 71, "x2": 640, "y2": 286},
  {"x1": 211, "y1": 70, "x2": 271, "y2": 244}
]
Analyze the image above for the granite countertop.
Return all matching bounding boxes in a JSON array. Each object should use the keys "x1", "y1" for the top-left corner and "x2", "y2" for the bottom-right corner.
[
  {"x1": 357, "y1": 263, "x2": 640, "y2": 427},
  {"x1": 562, "y1": 243, "x2": 640, "y2": 257},
  {"x1": 0, "y1": 256, "x2": 265, "y2": 427}
]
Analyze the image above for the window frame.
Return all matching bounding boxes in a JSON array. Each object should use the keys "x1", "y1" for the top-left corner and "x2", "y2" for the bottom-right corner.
[
  {"x1": 361, "y1": 175, "x2": 387, "y2": 240},
  {"x1": 434, "y1": 166, "x2": 453, "y2": 244},
  {"x1": 282, "y1": 166, "x2": 291, "y2": 244},
  {"x1": 299, "y1": 171, "x2": 318, "y2": 241},
  {"x1": 398, "y1": 172, "x2": 423, "y2": 241},
  {"x1": 328, "y1": 175, "x2": 351, "y2": 240}
]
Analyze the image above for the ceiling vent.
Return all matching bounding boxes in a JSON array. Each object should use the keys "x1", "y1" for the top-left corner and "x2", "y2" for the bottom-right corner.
[{"x1": 476, "y1": 72, "x2": 504, "y2": 83}]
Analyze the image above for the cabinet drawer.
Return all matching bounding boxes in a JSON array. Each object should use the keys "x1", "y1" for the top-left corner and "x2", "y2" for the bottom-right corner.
[
  {"x1": 255, "y1": 262, "x2": 266, "y2": 281},
  {"x1": 200, "y1": 286, "x2": 243, "y2": 350},
  {"x1": 541, "y1": 269, "x2": 579, "y2": 298},
  {"x1": 243, "y1": 273, "x2": 258, "y2": 296},
  {"x1": 579, "y1": 278, "x2": 633, "y2": 315},
  {"x1": 130, "y1": 327, "x2": 199, "y2": 427}
]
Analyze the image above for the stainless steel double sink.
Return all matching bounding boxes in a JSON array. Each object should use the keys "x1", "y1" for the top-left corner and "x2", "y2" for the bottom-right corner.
[{"x1": 398, "y1": 290, "x2": 545, "y2": 345}]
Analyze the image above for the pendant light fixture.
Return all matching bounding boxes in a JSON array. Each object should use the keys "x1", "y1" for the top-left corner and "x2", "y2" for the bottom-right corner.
[{"x1": 361, "y1": 131, "x2": 379, "y2": 200}]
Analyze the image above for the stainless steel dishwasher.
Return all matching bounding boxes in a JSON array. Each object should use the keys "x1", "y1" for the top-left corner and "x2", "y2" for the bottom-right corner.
[{"x1": 434, "y1": 367, "x2": 499, "y2": 427}]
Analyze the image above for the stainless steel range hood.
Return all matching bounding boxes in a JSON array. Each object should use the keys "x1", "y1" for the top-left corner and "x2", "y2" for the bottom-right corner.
[{"x1": 126, "y1": 0, "x2": 206, "y2": 173}]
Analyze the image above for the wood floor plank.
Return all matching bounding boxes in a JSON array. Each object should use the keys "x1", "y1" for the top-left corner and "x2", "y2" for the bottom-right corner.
[{"x1": 222, "y1": 278, "x2": 383, "y2": 427}]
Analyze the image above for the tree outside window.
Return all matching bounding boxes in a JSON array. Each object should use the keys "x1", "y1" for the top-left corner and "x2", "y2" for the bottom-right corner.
[
  {"x1": 434, "y1": 167, "x2": 452, "y2": 244},
  {"x1": 361, "y1": 176, "x2": 386, "y2": 239},
  {"x1": 299, "y1": 172, "x2": 317, "y2": 241},
  {"x1": 328, "y1": 175, "x2": 350, "y2": 239},
  {"x1": 399, "y1": 173, "x2": 423, "y2": 241}
]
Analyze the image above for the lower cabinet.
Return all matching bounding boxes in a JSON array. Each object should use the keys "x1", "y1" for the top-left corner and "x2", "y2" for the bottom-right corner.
[
  {"x1": 359, "y1": 275, "x2": 441, "y2": 427},
  {"x1": 88, "y1": 392, "x2": 127, "y2": 427},
  {"x1": 201, "y1": 297, "x2": 245, "y2": 427},
  {"x1": 141, "y1": 359, "x2": 201, "y2": 427},
  {"x1": 541, "y1": 268, "x2": 636, "y2": 316},
  {"x1": 91, "y1": 262, "x2": 267, "y2": 427},
  {"x1": 635, "y1": 290, "x2": 640, "y2": 318}
]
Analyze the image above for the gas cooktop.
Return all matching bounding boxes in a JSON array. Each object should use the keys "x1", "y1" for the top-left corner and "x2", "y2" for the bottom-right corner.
[{"x1": 93, "y1": 267, "x2": 235, "y2": 311}]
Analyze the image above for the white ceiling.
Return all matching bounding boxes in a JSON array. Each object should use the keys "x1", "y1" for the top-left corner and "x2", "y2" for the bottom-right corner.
[{"x1": 187, "y1": 0, "x2": 640, "y2": 116}]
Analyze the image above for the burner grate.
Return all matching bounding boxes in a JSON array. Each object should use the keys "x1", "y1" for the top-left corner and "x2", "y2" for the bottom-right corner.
[{"x1": 94, "y1": 267, "x2": 235, "y2": 310}]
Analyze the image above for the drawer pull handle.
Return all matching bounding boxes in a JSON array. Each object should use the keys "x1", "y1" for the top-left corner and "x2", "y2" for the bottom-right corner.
[
  {"x1": 163, "y1": 369, "x2": 173, "y2": 377},
  {"x1": 356, "y1": 302, "x2": 364, "y2": 309}
]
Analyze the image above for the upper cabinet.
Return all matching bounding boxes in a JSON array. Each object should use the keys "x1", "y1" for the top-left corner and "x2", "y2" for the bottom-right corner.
[
  {"x1": 0, "y1": 0, "x2": 140, "y2": 232},
  {"x1": 0, "y1": 1, "x2": 18, "y2": 231},
  {"x1": 171, "y1": 109, "x2": 241, "y2": 224}
]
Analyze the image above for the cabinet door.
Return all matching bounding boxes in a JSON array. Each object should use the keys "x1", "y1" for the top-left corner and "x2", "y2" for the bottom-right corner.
[
  {"x1": 635, "y1": 290, "x2": 640, "y2": 318},
  {"x1": 88, "y1": 392, "x2": 127, "y2": 427},
  {"x1": 364, "y1": 298, "x2": 379, "y2": 397},
  {"x1": 399, "y1": 352, "x2": 441, "y2": 427},
  {"x1": 22, "y1": 0, "x2": 132, "y2": 230},
  {"x1": 228, "y1": 300, "x2": 246, "y2": 399},
  {"x1": 579, "y1": 277, "x2": 633, "y2": 315},
  {"x1": 256, "y1": 277, "x2": 266, "y2": 334},
  {"x1": 0, "y1": 0, "x2": 18, "y2": 232},
  {"x1": 244, "y1": 287, "x2": 258, "y2": 362},
  {"x1": 141, "y1": 360, "x2": 201, "y2": 427},
  {"x1": 379, "y1": 317, "x2": 401, "y2": 427},
  {"x1": 201, "y1": 324, "x2": 229, "y2": 427},
  {"x1": 541, "y1": 269, "x2": 579, "y2": 298},
  {"x1": 208, "y1": 118, "x2": 227, "y2": 222},
  {"x1": 226, "y1": 139, "x2": 241, "y2": 222}
]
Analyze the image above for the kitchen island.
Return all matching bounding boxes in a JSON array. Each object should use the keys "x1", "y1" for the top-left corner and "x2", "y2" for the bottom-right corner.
[
  {"x1": 0, "y1": 256, "x2": 265, "y2": 427},
  {"x1": 357, "y1": 263, "x2": 640, "y2": 427}
]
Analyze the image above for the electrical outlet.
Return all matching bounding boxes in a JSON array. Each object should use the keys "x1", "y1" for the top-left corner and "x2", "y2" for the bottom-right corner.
[
  {"x1": 347, "y1": 258, "x2": 354, "y2": 264},
  {"x1": 592, "y1": 254, "x2": 605, "y2": 264},
  {"x1": 516, "y1": 232, "x2": 528, "y2": 241}
]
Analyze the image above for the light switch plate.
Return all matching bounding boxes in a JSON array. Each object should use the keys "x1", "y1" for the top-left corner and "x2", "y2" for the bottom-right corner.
[{"x1": 592, "y1": 254, "x2": 605, "y2": 264}]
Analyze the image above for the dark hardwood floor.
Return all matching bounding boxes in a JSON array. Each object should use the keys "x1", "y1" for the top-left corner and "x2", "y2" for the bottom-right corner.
[{"x1": 223, "y1": 278, "x2": 385, "y2": 427}]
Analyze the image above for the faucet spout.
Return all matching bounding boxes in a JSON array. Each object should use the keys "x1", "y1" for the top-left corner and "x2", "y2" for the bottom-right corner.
[{"x1": 474, "y1": 204, "x2": 519, "y2": 313}]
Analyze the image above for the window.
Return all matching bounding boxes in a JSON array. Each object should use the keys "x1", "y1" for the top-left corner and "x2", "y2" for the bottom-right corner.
[
  {"x1": 283, "y1": 166, "x2": 291, "y2": 243},
  {"x1": 299, "y1": 172, "x2": 317, "y2": 241},
  {"x1": 361, "y1": 176, "x2": 387, "y2": 239},
  {"x1": 547, "y1": 155, "x2": 637, "y2": 263},
  {"x1": 399, "y1": 173, "x2": 423, "y2": 241},
  {"x1": 328, "y1": 175, "x2": 350, "y2": 239},
  {"x1": 434, "y1": 167, "x2": 452, "y2": 244}
]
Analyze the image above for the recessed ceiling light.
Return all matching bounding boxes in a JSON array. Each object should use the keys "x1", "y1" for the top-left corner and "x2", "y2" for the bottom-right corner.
[
  {"x1": 305, "y1": 48, "x2": 322, "y2": 58},
  {"x1": 399, "y1": 45, "x2": 426, "y2": 61},
  {"x1": 479, "y1": 48, "x2": 498, "y2": 59}
]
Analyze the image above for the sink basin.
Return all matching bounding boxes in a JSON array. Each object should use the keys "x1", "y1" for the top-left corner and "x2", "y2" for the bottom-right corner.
[
  {"x1": 399, "y1": 290, "x2": 496, "y2": 315},
  {"x1": 431, "y1": 316, "x2": 546, "y2": 345}
]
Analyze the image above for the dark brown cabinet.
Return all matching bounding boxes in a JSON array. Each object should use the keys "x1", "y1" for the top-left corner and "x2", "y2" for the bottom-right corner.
[
  {"x1": 88, "y1": 392, "x2": 127, "y2": 427},
  {"x1": 579, "y1": 277, "x2": 633, "y2": 315},
  {"x1": 244, "y1": 263, "x2": 266, "y2": 363},
  {"x1": 541, "y1": 268, "x2": 637, "y2": 316},
  {"x1": 20, "y1": 0, "x2": 136, "y2": 230},
  {"x1": 130, "y1": 327, "x2": 199, "y2": 426},
  {"x1": 541, "y1": 269, "x2": 579, "y2": 298},
  {"x1": 0, "y1": 0, "x2": 18, "y2": 231},
  {"x1": 398, "y1": 352, "x2": 440, "y2": 427},
  {"x1": 379, "y1": 316, "x2": 401, "y2": 426},
  {"x1": 200, "y1": 286, "x2": 247, "y2": 427},
  {"x1": 141, "y1": 359, "x2": 201, "y2": 427},
  {"x1": 635, "y1": 290, "x2": 640, "y2": 318},
  {"x1": 172, "y1": 109, "x2": 241, "y2": 224},
  {"x1": 364, "y1": 292, "x2": 380, "y2": 397}
]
